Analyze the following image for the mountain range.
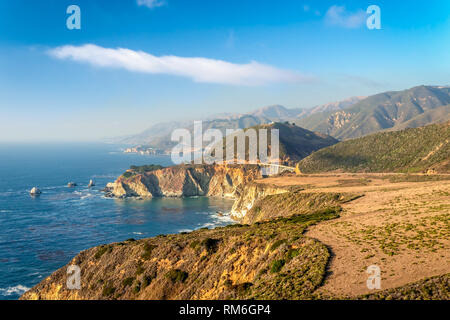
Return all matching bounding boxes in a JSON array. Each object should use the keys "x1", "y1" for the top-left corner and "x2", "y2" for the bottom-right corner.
[
  {"x1": 295, "y1": 85, "x2": 450, "y2": 139},
  {"x1": 111, "y1": 97, "x2": 364, "y2": 147},
  {"x1": 112, "y1": 85, "x2": 450, "y2": 149}
]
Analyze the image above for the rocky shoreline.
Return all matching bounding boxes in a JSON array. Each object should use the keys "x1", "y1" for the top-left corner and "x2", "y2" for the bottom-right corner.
[
  {"x1": 102, "y1": 163, "x2": 274, "y2": 221},
  {"x1": 20, "y1": 171, "x2": 450, "y2": 300}
]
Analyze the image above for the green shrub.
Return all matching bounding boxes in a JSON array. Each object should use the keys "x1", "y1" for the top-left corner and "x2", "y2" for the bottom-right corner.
[
  {"x1": 133, "y1": 281, "x2": 141, "y2": 294},
  {"x1": 270, "y1": 259, "x2": 286, "y2": 273},
  {"x1": 201, "y1": 238, "x2": 220, "y2": 254},
  {"x1": 286, "y1": 249, "x2": 300, "y2": 262},
  {"x1": 189, "y1": 240, "x2": 200, "y2": 249},
  {"x1": 270, "y1": 239, "x2": 286, "y2": 251},
  {"x1": 102, "y1": 285, "x2": 116, "y2": 297},
  {"x1": 130, "y1": 164, "x2": 164, "y2": 174},
  {"x1": 141, "y1": 242, "x2": 157, "y2": 260},
  {"x1": 94, "y1": 245, "x2": 111, "y2": 259},
  {"x1": 165, "y1": 269, "x2": 188, "y2": 283},
  {"x1": 142, "y1": 275, "x2": 153, "y2": 288},
  {"x1": 122, "y1": 171, "x2": 134, "y2": 179},
  {"x1": 235, "y1": 282, "x2": 253, "y2": 295},
  {"x1": 122, "y1": 277, "x2": 135, "y2": 287},
  {"x1": 224, "y1": 279, "x2": 233, "y2": 289},
  {"x1": 135, "y1": 265, "x2": 145, "y2": 275}
]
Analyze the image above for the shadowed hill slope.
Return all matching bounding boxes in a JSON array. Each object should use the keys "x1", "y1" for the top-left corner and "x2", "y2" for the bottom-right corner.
[{"x1": 217, "y1": 122, "x2": 338, "y2": 166}]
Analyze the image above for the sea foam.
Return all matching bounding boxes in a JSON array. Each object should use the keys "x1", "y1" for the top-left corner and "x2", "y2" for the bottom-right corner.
[{"x1": 0, "y1": 284, "x2": 30, "y2": 296}]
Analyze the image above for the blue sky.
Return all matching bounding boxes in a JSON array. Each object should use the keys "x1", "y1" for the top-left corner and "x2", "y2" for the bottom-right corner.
[{"x1": 1, "y1": 0, "x2": 449, "y2": 141}]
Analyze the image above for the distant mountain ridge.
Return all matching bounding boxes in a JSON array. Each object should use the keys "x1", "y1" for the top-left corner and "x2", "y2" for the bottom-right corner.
[
  {"x1": 111, "y1": 85, "x2": 450, "y2": 148},
  {"x1": 295, "y1": 85, "x2": 450, "y2": 140},
  {"x1": 111, "y1": 98, "x2": 363, "y2": 146}
]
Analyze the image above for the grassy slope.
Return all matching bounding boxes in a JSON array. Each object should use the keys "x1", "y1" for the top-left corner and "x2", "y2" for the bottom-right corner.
[
  {"x1": 297, "y1": 121, "x2": 450, "y2": 173},
  {"x1": 22, "y1": 204, "x2": 342, "y2": 300},
  {"x1": 359, "y1": 274, "x2": 449, "y2": 300},
  {"x1": 243, "y1": 191, "x2": 362, "y2": 224}
]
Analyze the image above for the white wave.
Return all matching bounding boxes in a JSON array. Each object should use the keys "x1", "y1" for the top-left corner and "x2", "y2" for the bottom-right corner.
[
  {"x1": 0, "y1": 284, "x2": 30, "y2": 296},
  {"x1": 0, "y1": 191, "x2": 18, "y2": 197},
  {"x1": 81, "y1": 193, "x2": 94, "y2": 199},
  {"x1": 42, "y1": 186, "x2": 62, "y2": 190},
  {"x1": 91, "y1": 174, "x2": 117, "y2": 179},
  {"x1": 178, "y1": 229, "x2": 193, "y2": 233},
  {"x1": 198, "y1": 222, "x2": 216, "y2": 229},
  {"x1": 197, "y1": 212, "x2": 235, "y2": 230},
  {"x1": 132, "y1": 232, "x2": 143, "y2": 235}
]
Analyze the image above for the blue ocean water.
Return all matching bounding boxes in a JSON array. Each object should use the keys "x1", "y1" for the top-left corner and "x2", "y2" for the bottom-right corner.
[{"x1": 0, "y1": 143, "x2": 235, "y2": 300}]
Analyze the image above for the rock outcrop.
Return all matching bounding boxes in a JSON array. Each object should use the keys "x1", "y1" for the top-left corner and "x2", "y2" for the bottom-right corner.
[
  {"x1": 230, "y1": 183, "x2": 290, "y2": 221},
  {"x1": 105, "y1": 164, "x2": 262, "y2": 199},
  {"x1": 30, "y1": 187, "x2": 41, "y2": 196}
]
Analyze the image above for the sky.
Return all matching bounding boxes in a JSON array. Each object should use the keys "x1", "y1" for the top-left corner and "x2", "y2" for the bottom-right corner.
[{"x1": 0, "y1": 0, "x2": 449, "y2": 142}]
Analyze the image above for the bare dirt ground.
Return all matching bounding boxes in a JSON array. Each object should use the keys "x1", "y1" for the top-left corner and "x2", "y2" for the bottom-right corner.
[{"x1": 257, "y1": 174, "x2": 450, "y2": 297}]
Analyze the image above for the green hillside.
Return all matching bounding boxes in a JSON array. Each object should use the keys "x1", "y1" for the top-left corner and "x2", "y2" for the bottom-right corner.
[{"x1": 297, "y1": 121, "x2": 450, "y2": 173}]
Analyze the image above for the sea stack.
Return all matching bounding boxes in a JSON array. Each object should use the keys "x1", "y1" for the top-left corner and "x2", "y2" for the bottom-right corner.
[
  {"x1": 67, "y1": 182, "x2": 77, "y2": 188},
  {"x1": 88, "y1": 180, "x2": 95, "y2": 188},
  {"x1": 30, "y1": 187, "x2": 41, "y2": 196}
]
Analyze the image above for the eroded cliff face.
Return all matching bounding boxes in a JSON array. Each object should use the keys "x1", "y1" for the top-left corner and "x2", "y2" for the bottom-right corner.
[
  {"x1": 106, "y1": 164, "x2": 262, "y2": 199},
  {"x1": 230, "y1": 183, "x2": 290, "y2": 221},
  {"x1": 230, "y1": 180, "x2": 362, "y2": 224}
]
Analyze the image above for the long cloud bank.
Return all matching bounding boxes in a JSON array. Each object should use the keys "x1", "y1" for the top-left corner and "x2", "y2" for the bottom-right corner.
[{"x1": 48, "y1": 44, "x2": 307, "y2": 86}]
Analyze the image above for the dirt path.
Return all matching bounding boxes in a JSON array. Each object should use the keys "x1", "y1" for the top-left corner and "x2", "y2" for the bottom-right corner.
[
  {"x1": 256, "y1": 174, "x2": 450, "y2": 297},
  {"x1": 304, "y1": 179, "x2": 450, "y2": 297}
]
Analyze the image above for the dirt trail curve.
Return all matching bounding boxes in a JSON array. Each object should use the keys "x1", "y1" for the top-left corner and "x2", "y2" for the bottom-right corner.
[{"x1": 257, "y1": 174, "x2": 450, "y2": 297}]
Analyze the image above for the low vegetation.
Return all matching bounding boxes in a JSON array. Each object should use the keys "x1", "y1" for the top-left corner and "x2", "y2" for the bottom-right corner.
[
  {"x1": 122, "y1": 164, "x2": 165, "y2": 178},
  {"x1": 297, "y1": 121, "x2": 449, "y2": 173},
  {"x1": 243, "y1": 191, "x2": 361, "y2": 224},
  {"x1": 359, "y1": 274, "x2": 449, "y2": 300},
  {"x1": 21, "y1": 196, "x2": 345, "y2": 300}
]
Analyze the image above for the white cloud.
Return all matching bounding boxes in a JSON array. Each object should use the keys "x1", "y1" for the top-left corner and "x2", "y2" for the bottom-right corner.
[
  {"x1": 137, "y1": 0, "x2": 166, "y2": 9},
  {"x1": 325, "y1": 5, "x2": 366, "y2": 28},
  {"x1": 48, "y1": 44, "x2": 308, "y2": 86}
]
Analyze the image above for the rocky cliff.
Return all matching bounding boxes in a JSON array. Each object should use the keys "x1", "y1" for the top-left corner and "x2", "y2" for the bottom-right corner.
[
  {"x1": 232, "y1": 185, "x2": 361, "y2": 224},
  {"x1": 21, "y1": 202, "x2": 342, "y2": 300},
  {"x1": 105, "y1": 164, "x2": 262, "y2": 199},
  {"x1": 230, "y1": 183, "x2": 291, "y2": 221}
]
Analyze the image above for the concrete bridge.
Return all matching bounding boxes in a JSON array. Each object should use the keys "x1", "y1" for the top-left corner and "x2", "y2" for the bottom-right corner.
[{"x1": 259, "y1": 163, "x2": 295, "y2": 176}]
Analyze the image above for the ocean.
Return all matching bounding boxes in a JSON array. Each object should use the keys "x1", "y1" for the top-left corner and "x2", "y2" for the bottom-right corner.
[{"x1": 0, "y1": 143, "x2": 235, "y2": 300}]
